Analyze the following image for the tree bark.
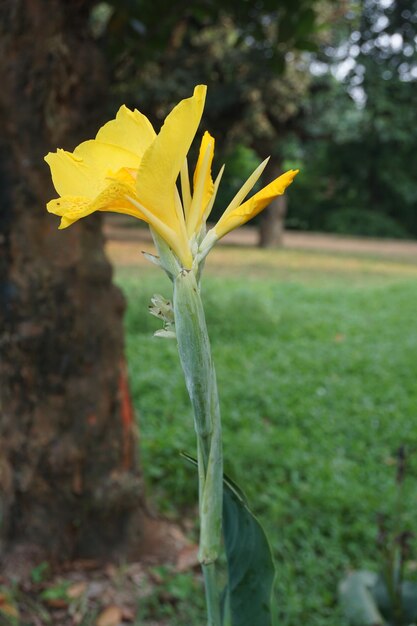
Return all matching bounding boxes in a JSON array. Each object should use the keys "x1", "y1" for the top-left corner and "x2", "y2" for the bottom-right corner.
[
  {"x1": 0, "y1": 0, "x2": 144, "y2": 568},
  {"x1": 258, "y1": 157, "x2": 288, "y2": 248}
]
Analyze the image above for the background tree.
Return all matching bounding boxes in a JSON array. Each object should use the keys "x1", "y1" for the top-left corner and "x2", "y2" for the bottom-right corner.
[
  {"x1": 0, "y1": 0, "x2": 146, "y2": 570},
  {"x1": 100, "y1": 0, "x2": 331, "y2": 245}
]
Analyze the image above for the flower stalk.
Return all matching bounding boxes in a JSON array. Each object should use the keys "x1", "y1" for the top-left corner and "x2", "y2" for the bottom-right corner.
[
  {"x1": 174, "y1": 269, "x2": 223, "y2": 625},
  {"x1": 44, "y1": 84, "x2": 299, "y2": 626},
  {"x1": 173, "y1": 268, "x2": 223, "y2": 565},
  {"x1": 154, "y1": 229, "x2": 223, "y2": 624}
]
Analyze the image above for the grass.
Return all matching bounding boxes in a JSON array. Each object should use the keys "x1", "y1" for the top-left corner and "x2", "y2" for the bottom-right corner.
[{"x1": 116, "y1": 244, "x2": 417, "y2": 626}]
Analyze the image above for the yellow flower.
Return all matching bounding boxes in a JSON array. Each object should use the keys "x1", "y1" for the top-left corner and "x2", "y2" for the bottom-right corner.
[
  {"x1": 45, "y1": 85, "x2": 298, "y2": 269},
  {"x1": 45, "y1": 86, "x2": 207, "y2": 268}
]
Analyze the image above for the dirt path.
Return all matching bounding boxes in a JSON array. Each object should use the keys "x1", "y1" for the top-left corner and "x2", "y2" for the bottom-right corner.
[{"x1": 104, "y1": 216, "x2": 417, "y2": 266}]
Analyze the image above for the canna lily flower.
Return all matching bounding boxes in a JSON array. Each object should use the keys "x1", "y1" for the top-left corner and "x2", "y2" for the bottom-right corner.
[
  {"x1": 45, "y1": 85, "x2": 207, "y2": 268},
  {"x1": 45, "y1": 85, "x2": 298, "y2": 269}
]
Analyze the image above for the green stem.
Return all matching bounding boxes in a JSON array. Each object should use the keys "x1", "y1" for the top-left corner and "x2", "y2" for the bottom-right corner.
[
  {"x1": 150, "y1": 230, "x2": 223, "y2": 625},
  {"x1": 203, "y1": 562, "x2": 223, "y2": 626},
  {"x1": 173, "y1": 268, "x2": 223, "y2": 625}
]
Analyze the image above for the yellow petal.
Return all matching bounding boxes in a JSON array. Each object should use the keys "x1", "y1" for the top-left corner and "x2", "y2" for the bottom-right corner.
[
  {"x1": 47, "y1": 179, "x2": 148, "y2": 229},
  {"x1": 214, "y1": 169, "x2": 299, "y2": 239},
  {"x1": 108, "y1": 166, "x2": 137, "y2": 186},
  {"x1": 74, "y1": 141, "x2": 141, "y2": 186},
  {"x1": 45, "y1": 141, "x2": 140, "y2": 198},
  {"x1": 193, "y1": 131, "x2": 215, "y2": 197},
  {"x1": 47, "y1": 196, "x2": 92, "y2": 228},
  {"x1": 202, "y1": 164, "x2": 225, "y2": 223},
  {"x1": 126, "y1": 195, "x2": 193, "y2": 268},
  {"x1": 180, "y1": 158, "x2": 192, "y2": 217},
  {"x1": 187, "y1": 131, "x2": 215, "y2": 236},
  {"x1": 220, "y1": 157, "x2": 269, "y2": 220},
  {"x1": 45, "y1": 150, "x2": 95, "y2": 199},
  {"x1": 92, "y1": 181, "x2": 148, "y2": 221},
  {"x1": 136, "y1": 85, "x2": 207, "y2": 230},
  {"x1": 96, "y1": 105, "x2": 156, "y2": 156}
]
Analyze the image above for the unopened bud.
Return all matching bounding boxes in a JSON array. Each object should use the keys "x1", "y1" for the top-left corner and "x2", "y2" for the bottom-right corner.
[{"x1": 149, "y1": 294, "x2": 175, "y2": 339}]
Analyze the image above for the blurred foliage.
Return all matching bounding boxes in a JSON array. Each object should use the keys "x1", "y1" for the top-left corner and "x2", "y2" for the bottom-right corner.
[
  {"x1": 92, "y1": 0, "x2": 337, "y2": 215},
  {"x1": 90, "y1": 0, "x2": 417, "y2": 238},
  {"x1": 290, "y1": 0, "x2": 417, "y2": 237},
  {"x1": 97, "y1": 0, "x2": 330, "y2": 152},
  {"x1": 100, "y1": 0, "x2": 328, "y2": 74},
  {"x1": 324, "y1": 209, "x2": 409, "y2": 239}
]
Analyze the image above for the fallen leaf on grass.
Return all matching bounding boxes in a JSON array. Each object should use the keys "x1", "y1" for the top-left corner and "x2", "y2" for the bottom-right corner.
[
  {"x1": 67, "y1": 582, "x2": 87, "y2": 599},
  {"x1": 0, "y1": 601, "x2": 19, "y2": 618},
  {"x1": 96, "y1": 605, "x2": 123, "y2": 626},
  {"x1": 175, "y1": 544, "x2": 199, "y2": 572}
]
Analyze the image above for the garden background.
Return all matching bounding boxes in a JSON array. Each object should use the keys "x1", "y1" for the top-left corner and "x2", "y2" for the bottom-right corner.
[{"x1": 1, "y1": 0, "x2": 417, "y2": 625}]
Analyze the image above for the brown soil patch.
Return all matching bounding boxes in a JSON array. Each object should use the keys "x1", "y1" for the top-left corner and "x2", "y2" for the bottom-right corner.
[
  {"x1": 103, "y1": 217, "x2": 417, "y2": 282},
  {"x1": 104, "y1": 216, "x2": 417, "y2": 264}
]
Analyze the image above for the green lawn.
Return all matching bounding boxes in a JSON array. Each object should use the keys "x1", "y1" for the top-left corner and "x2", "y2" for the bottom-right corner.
[{"x1": 117, "y1": 245, "x2": 417, "y2": 626}]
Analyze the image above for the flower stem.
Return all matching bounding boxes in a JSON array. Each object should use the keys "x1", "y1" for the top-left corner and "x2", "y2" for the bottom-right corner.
[
  {"x1": 203, "y1": 562, "x2": 222, "y2": 626},
  {"x1": 173, "y1": 268, "x2": 223, "y2": 625}
]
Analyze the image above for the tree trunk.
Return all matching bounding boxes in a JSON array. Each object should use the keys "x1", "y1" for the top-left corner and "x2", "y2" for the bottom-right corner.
[
  {"x1": 258, "y1": 158, "x2": 288, "y2": 248},
  {"x1": 0, "y1": 0, "x2": 145, "y2": 569}
]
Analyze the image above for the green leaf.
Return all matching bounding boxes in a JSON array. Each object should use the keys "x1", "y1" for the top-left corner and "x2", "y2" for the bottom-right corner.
[
  {"x1": 222, "y1": 474, "x2": 276, "y2": 626},
  {"x1": 181, "y1": 453, "x2": 276, "y2": 626}
]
